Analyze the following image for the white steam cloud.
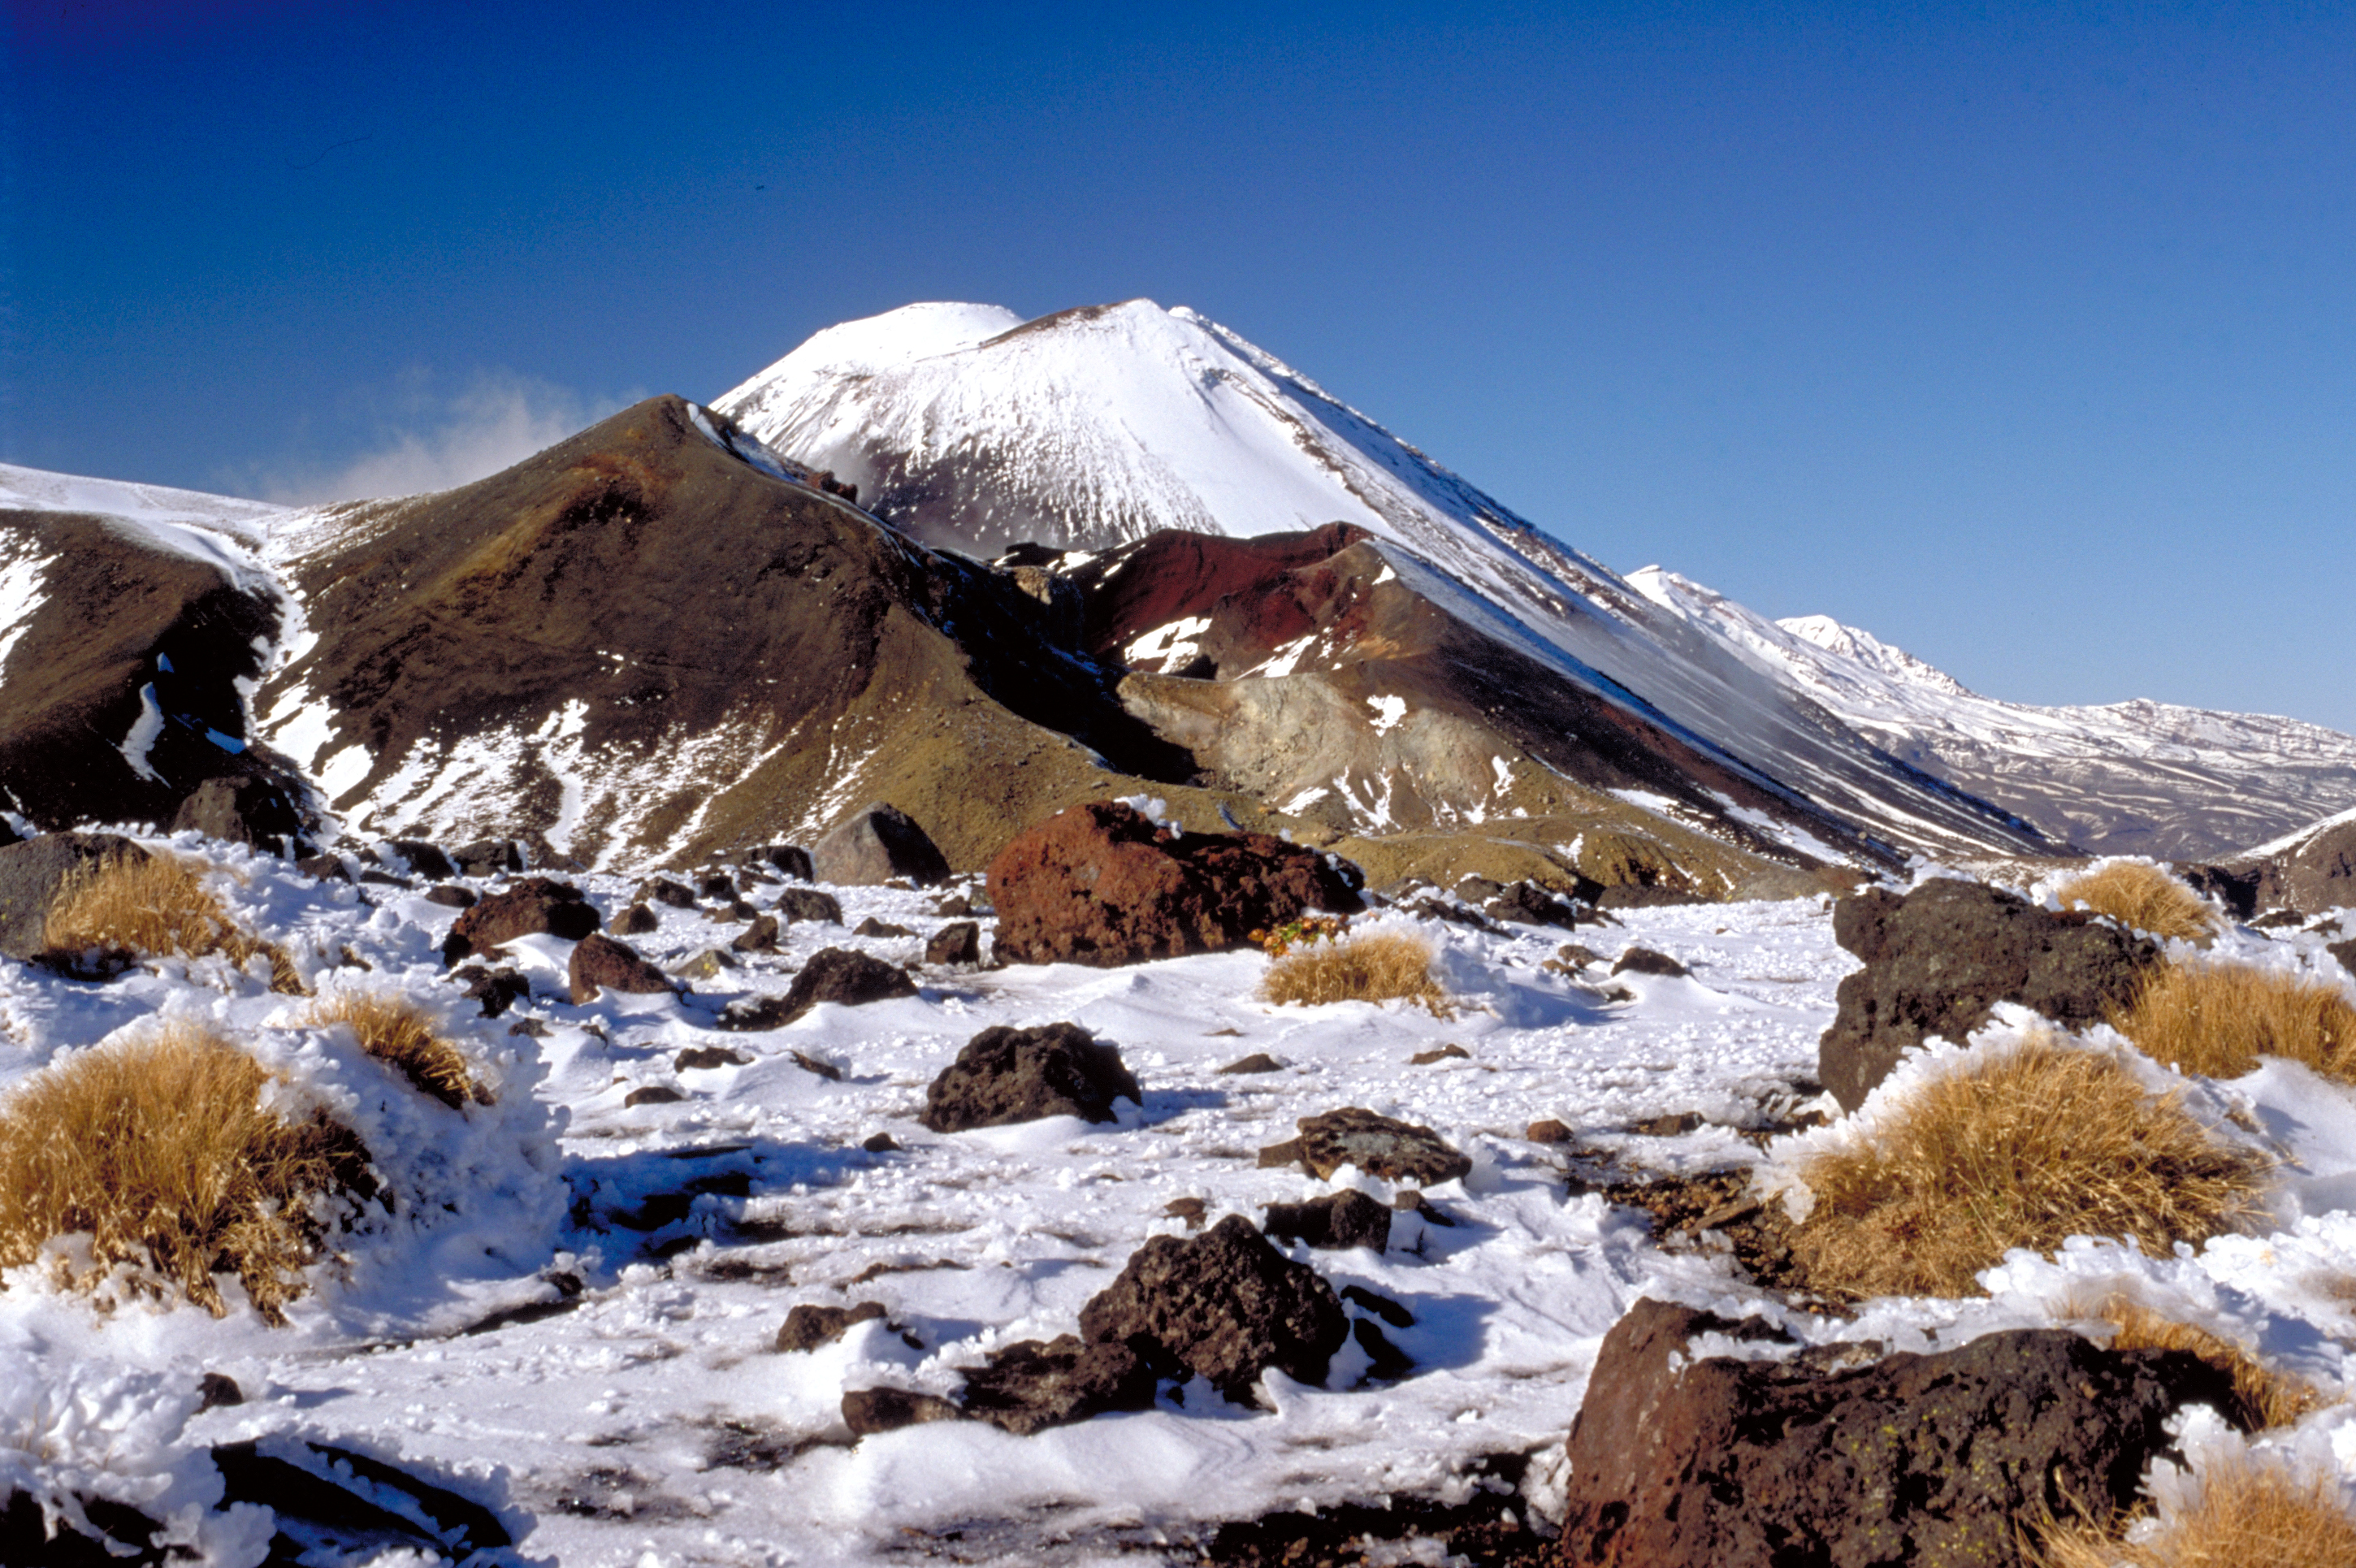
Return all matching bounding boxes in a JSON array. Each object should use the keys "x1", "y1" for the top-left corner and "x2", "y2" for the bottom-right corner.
[{"x1": 263, "y1": 372, "x2": 634, "y2": 505}]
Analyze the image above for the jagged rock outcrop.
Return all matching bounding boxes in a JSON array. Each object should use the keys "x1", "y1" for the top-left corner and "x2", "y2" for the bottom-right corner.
[
  {"x1": 920, "y1": 1022, "x2": 1141, "y2": 1131},
  {"x1": 1551, "y1": 1297, "x2": 2240, "y2": 1568},
  {"x1": 1819, "y1": 879, "x2": 2163, "y2": 1111},
  {"x1": 987, "y1": 800, "x2": 1364, "y2": 966},
  {"x1": 2223, "y1": 808, "x2": 2356, "y2": 917}
]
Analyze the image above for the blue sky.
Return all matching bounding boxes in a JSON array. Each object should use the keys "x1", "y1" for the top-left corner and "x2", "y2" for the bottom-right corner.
[{"x1": 5, "y1": 1, "x2": 2353, "y2": 730}]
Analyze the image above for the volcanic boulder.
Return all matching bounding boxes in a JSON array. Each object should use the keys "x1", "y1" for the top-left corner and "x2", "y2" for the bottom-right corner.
[
  {"x1": 1262, "y1": 1190, "x2": 1391, "y2": 1252},
  {"x1": 1819, "y1": 879, "x2": 2163, "y2": 1111},
  {"x1": 812, "y1": 803, "x2": 953, "y2": 887},
  {"x1": 988, "y1": 800, "x2": 1363, "y2": 967},
  {"x1": 443, "y1": 877, "x2": 601, "y2": 962},
  {"x1": 925, "y1": 919, "x2": 981, "y2": 965},
  {"x1": 1076, "y1": 1215, "x2": 1349, "y2": 1408},
  {"x1": 956, "y1": 1335, "x2": 1160, "y2": 1436},
  {"x1": 168, "y1": 773, "x2": 307, "y2": 856},
  {"x1": 716, "y1": 947, "x2": 919, "y2": 1032},
  {"x1": 920, "y1": 1022, "x2": 1141, "y2": 1132},
  {"x1": 0, "y1": 832, "x2": 149, "y2": 963},
  {"x1": 1287, "y1": 1107, "x2": 1470, "y2": 1186},
  {"x1": 568, "y1": 933, "x2": 674, "y2": 1004},
  {"x1": 2228, "y1": 816, "x2": 2356, "y2": 917},
  {"x1": 776, "y1": 1300, "x2": 887, "y2": 1353},
  {"x1": 1551, "y1": 1297, "x2": 2241, "y2": 1568}
]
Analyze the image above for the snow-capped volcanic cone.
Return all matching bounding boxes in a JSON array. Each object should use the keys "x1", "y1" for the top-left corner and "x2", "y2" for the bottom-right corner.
[
  {"x1": 1630, "y1": 567, "x2": 2356, "y2": 860},
  {"x1": 0, "y1": 464, "x2": 304, "y2": 834},
  {"x1": 718, "y1": 300, "x2": 2056, "y2": 863}
]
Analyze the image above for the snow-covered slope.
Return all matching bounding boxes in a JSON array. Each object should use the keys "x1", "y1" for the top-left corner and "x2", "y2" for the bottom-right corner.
[
  {"x1": 718, "y1": 301, "x2": 2052, "y2": 862},
  {"x1": 1630, "y1": 568, "x2": 2356, "y2": 860}
]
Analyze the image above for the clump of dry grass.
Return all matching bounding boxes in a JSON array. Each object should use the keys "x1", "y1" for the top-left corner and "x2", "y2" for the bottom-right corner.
[
  {"x1": 0, "y1": 1026, "x2": 374, "y2": 1319},
  {"x1": 2066, "y1": 1293, "x2": 2324, "y2": 1431},
  {"x1": 307, "y1": 991, "x2": 488, "y2": 1110},
  {"x1": 2109, "y1": 963, "x2": 2356, "y2": 1082},
  {"x1": 1789, "y1": 1036, "x2": 2269, "y2": 1299},
  {"x1": 2058, "y1": 861, "x2": 2223, "y2": 944},
  {"x1": 41, "y1": 851, "x2": 304, "y2": 994},
  {"x1": 2037, "y1": 1455, "x2": 2356, "y2": 1567},
  {"x1": 1259, "y1": 932, "x2": 1450, "y2": 1016}
]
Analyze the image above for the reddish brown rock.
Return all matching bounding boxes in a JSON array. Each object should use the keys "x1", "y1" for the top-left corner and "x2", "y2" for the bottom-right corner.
[
  {"x1": 444, "y1": 877, "x2": 600, "y2": 962},
  {"x1": 1550, "y1": 1297, "x2": 2241, "y2": 1568},
  {"x1": 569, "y1": 933, "x2": 674, "y2": 1004},
  {"x1": 986, "y1": 801, "x2": 1362, "y2": 967}
]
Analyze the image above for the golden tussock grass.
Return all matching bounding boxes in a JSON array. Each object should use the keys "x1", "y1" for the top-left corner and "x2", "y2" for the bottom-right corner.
[
  {"x1": 1790, "y1": 1036, "x2": 2269, "y2": 1300},
  {"x1": 2065, "y1": 1293, "x2": 2324, "y2": 1431},
  {"x1": 41, "y1": 851, "x2": 305, "y2": 994},
  {"x1": 307, "y1": 990, "x2": 488, "y2": 1110},
  {"x1": 2058, "y1": 861, "x2": 2222, "y2": 944},
  {"x1": 1259, "y1": 932, "x2": 1450, "y2": 1016},
  {"x1": 2036, "y1": 1455, "x2": 2356, "y2": 1567},
  {"x1": 2109, "y1": 963, "x2": 2356, "y2": 1082},
  {"x1": 0, "y1": 1026, "x2": 373, "y2": 1320}
]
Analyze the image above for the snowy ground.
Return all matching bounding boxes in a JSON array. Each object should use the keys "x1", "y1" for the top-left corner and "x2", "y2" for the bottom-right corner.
[{"x1": 6, "y1": 843, "x2": 2356, "y2": 1565}]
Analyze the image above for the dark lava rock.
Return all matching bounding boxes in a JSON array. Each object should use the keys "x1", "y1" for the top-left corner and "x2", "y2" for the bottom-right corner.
[
  {"x1": 842, "y1": 1387, "x2": 962, "y2": 1437},
  {"x1": 169, "y1": 774, "x2": 306, "y2": 856},
  {"x1": 1218, "y1": 1052, "x2": 1284, "y2": 1075},
  {"x1": 790, "y1": 1050, "x2": 842, "y2": 1081},
  {"x1": 1077, "y1": 1215, "x2": 1349, "y2": 1408},
  {"x1": 0, "y1": 1494, "x2": 149, "y2": 1568},
  {"x1": 1527, "y1": 1118, "x2": 1573, "y2": 1143},
  {"x1": 1556, "y1": 942, "x2": 1602, "y2": 969},
  {"x1": 213, "y1": 1438, "x2": 511, "y2": 1565},
  {"x1": 623, "y1": 1085, "x2": 685, "y2": 1107},
  {"x1": 197, "y1": 1371, "x2": 245, "y2": 1410},
  {"x1": 1551, "y1": 1297, "x2": 2242, "y2": 1568},
  {"x1": 814, "y1": 803, "x2": 953, "y2": 888},
  {"x1": 711, "y1": 898, "x2": 761, "y2": 921},
  {"x1": 423, "y1": 883, "x2": 477, "y2": 909},
  {"x1": 1165, "y1": 1197, "x2": 1208, "y2": 1229},
  {"x1": 297, "y1": 851, "x2": 353, "y2": 883},
  {"x1": 959, "y1": 1334, "x2": 1160, "y2": 1436},
  {"x1": 2332, "y1": 938, "x2": 2356, "y2": 981},
  {"x1": 612, "y1": 901, "x2": 660, "y2": 935},
  {"x1": 569, "y1": 933, "x2": 676, "y2": 1004},
  {"x1": 384, "y1": 838, "x2": 457, "y2": 879},
  {"x1": 854, "y1": 916, "x2": 915, "y2": 938},
  {"x1": 921, "y1": 1022, "x2": 1141, "y2": 1132},
  {"x1": 2178, "y1": 860, "x2": 2263, "y2": 920},
  {"x1": 732, "y1": 913, "x2": 781, "y2": 951},
  {"x1": 2225, "y1": 818, "x2": 2356, "y2": 918},
  {"x1": 988, "y1": 800, "x2": 1363, "y2": 967},
  {"x1": 1262, "y1": 1190, "x2": 1392, "y2": 1252},
  {"x1": 933, "y1": 894, "x2": 974, "y2": 917},
  {"x1": 444, "y1": 876, "x2": 600, "y2": 962},
  {"x1": 1292, "y1": 1107, "x2": 1471, "y2": 1186},
  {"x1": 756, "y1": 843, "x2": 815, "y2": 881},
  {"x1": 776, "y1": 1300, "x2": 886, "y2": 1352},
  {"x1": 636, "y1": 876, "x2": 696, "y2": 909},
  {"x1": 1611, "y1": 946, "x2": 1687, "y2": 977},
  {"x1": 924, "y1": 920, "x2": 981, "y2": 965},
  {"x1": 1483, "y1": 879, "x2": 1593, "y2": 930},
  {"x1": 0, "y1": 832, "x2": 147, "y2": 962},
  {"x1": 450, "y1": 838, "x2": 523, "y2": 877},
  {"x1": 696, "y1": 871, "x2": 739, "y2": 900},
  {"x1": 782, "y1": 946, "x2": 916, "y2": 1016},
  {"x1": 861, "y1": 1132, "x2": 902, "y2": 1153},
  {"x1": 1819, "y1": 879, "x2": 2164, "y2": 1112},
  {"x1": 774, "y1": 887, "x2": 844, "y2": 925},
  {"x1": 676, "y1": 1045, "x2": 751, "y2": 1072},
  {"x1": 451, "y1": 963, "x2": 529, "y2": 1019}
]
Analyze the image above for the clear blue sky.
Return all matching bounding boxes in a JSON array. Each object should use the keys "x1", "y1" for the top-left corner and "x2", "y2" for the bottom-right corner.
[{"x1": 5, "y1": 2, "x2": 2352, "y2": 729}]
